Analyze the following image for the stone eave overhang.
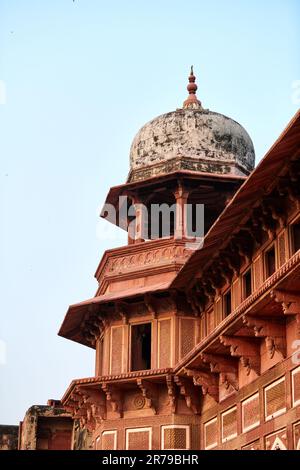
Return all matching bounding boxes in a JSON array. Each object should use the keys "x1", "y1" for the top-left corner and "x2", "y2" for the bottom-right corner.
[
  {"x1": 58, "y1": 281, "x2": 171, "y2": 349},
  {"x1": 94, "y1": 237, "x2": 191, "y2": 293},
  {"x1": 102, "y1": 169, "x2": 246, "y2": 228},
  {"x1": 173, "y1": 249, "x2": 300, "y2": 374},
  {"x1": 61, "y1": 251, "x2": 300, "y2": 406},
  {"x1": 171, "y1": 109, "x2": 300, "y2": 289},
  {"x1": 61, "y1": 368, "x2": 174, "y2": 405},
  {"x1": 127, "y1": 154, "x2": 251, "y2": 184}
]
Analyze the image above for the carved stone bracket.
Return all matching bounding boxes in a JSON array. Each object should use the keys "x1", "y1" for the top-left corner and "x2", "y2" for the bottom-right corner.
[
  {"x1": 174, "y1": 376, "x2": 201, "y2": 414},
  {"x1": 242, "y1": 315, "x2": 286, "y2": 359},
  {"x1": 200, "y1": 353, "x2": 239, "y2": 391},
  {"x1": 221, "y1": 252, "x2": 240, "y2": 277},
  {"x1": 184, "y1": 368, "x2": 219, "y2": 402},
  {"x1": 115, "y1": 302, "x2": 128, "y2": 324},
  {"x1": 82, "y1": 329, "x2": 96, "y2": 347},
  {"x1": 76, "y1": 387, "x2": 106, "y2": 423},
  {"x1": 229, "y1": 234, "x2": 253, "y2": 265},
  {"x1": 169, "y1": 290, "x2": 179, "y2": 315},
  {"x1": 242, "y1": 225, "x2": 262, "y2": 248},
  {"x1": 70, "y1": 391, "x2": 83, "y2": 404},
  {"x1": 81, "y1": 309, "x2": 109, "y2": 346},
  {"x1": 67, "y1": 389, "x2": 96, "y2": 431},
  {"x1": 137, "y1": 379, "x2": 157, "y2": 414},
  {"x1": 270, "y1": 289, "x2": 300, "y2": 313},
  {"x1": 252, "y1": 207, "x2": 276, "y2": 240},
  {"x1": 218, "y1": 260, "x2": 234, "y2": 284},
  {"x1": 76, "y1": 408, "x2": 88, "y2": 428},
  {"x1": 220, "y1": 335, "x2": 260, "y2": 376},
  {"x1": 166, "y1": 375, "x2": 177, "y2": 414},
  {"x1": 144, "y1": 294, "x2": 157, "y2": 319},
  {"x1": 201, "y1": 281, "x2": 216, "y2": 303},
  {"x1": 185, "y1": 290, "x2": 203, "y2": 316},
  {"x1": 270, "y1": 289, "x2": 300, "y2": 335},
  {"x1": 262, "y1": 197, "x2": 286, "y2": 229},
  {"x1": 85, "y1": 406, "x2": 96, "y2": 431},
  {"x1": 277, "y1": 176, "x2": 300, "y2": 202},
  {"x1": 101, "y1": 383, "x2": 123, "y2": 417}
]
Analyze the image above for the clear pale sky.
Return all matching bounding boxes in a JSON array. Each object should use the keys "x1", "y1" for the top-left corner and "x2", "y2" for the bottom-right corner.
[{"x1": 0, "y1": 1, "x2": 299, "y2": 425}]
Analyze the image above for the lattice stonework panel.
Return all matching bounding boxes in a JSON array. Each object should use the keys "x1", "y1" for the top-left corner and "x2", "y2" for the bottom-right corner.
[
  {"x1": 214, "y1": 297, "x2": 222, "y2": 325},
  {"x1": 200, "y1": 314, "x2": 206, "y2": 340},
  {"x1": 180, "y1": 319, "x2": 195, "y2": 359},
  {"x1": 232, "y1": 278, "x2": 241, "y2": 310},
  {"x1": 278, "y1": 232, "x2": 286, "y2": 266},
  {"x1": 242, "y1": 440, "x2": 261, "y2": 450},
  {"x1": 206, "y1": 308, "x2": 214, "y2": 335},
  {"x1": 101, "y1": 431, "x2": 117, "y2": 450},
  {"x1": 222, "y1": 406, "x2": 237, "y2": 443},
  {"x1": 253, "y1": 256, "x2": 263, "y2": 291},
  {"x1": 126, "y1": 428, "x2": 152, "y2": 450},
  {"x1": 162, "y1": 426, "x2": 189, "y2": 450},
  {"x1": 242, "y1": 393, "x2": 260, "y2": 433},
  {"x1": 292, "y1": 366, "x2": 300, "y2": 407},
  {"x1": 293, "y1": 421, "x2": 300, "y2": 450},
  {"x1": 158, "y1": 319, "x2": 171, "y2": 368},
  {"x1": 204, "y1": 417, "x2": 218, "y2": 450},
  {"x1": 265, "y1": 429, "x2": 287, "y2": 450},
  {"x1": 264, "y1": 377, "x2": 286, "y2": 420},
  {"x1": 110, "y1": 326, "x2": 123, "y2": 375}
]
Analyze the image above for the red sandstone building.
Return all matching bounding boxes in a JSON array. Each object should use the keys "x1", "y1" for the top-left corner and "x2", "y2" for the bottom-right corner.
[{"x1": 20, "y1": 70, "x2": 300, "y2": 450}]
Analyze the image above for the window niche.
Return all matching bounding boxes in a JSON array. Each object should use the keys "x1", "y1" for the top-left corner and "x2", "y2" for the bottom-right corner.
[
  {"x1": 130, "y1": 323, "x2": 152, "y2": 372},
  {"x1": 223, "y1": 289, "x2": 232, "y2": 317},
  {"x1": 291, "y1": 221, "x2": 300, "y2": 254},
  {"x1": 265, "y1": 245, "x2": 276, "y2": 278},
  {"x1": 243, "y1": 268, "x2": 252, "y2": 299}
]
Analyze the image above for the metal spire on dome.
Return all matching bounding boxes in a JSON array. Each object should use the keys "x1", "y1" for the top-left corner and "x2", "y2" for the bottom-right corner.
[{"x1": 183, "y1": 66, "x2": 202, "y2": 109}]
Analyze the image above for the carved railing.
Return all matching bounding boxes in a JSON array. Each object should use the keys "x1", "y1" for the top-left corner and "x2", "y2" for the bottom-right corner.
[{"x1": 95, "y1": 238, "x2": 191, "y2": 292}]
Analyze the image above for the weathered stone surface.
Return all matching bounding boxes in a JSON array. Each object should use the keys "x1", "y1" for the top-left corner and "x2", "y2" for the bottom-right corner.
[
  {"x1": 73, "y1": 422, "x2": 93, "y2": 450},
  {"x1": 0, "y1": 425, "x2": 18, "y2": 450},
  {"x1": 128, "y1": 108, "x2": 255, "y2": 182},
  {"x1": 19, "y1": 401, "x2": 73, "y2": 450}
]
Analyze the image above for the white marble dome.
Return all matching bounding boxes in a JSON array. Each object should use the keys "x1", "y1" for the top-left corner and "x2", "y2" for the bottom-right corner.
[{"x1": 128, "y1": 108, "x2": 255, "y2": 182}]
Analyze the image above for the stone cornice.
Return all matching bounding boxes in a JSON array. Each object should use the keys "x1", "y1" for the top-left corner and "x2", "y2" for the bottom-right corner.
[
  {"x1": 95, "y1": 238, "x2": 191, "y2": 294},
  {"x1": 61, "y1": 368, "x2": 173, "y2": 405},
  {"x1": 174, "y1": 249, "x2": 300, "y2": 373}
]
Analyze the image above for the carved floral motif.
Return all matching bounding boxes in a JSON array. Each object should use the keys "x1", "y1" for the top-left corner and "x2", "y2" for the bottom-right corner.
[{"x1": 105, "y1": 245, "x2": 189, "y2": 277}]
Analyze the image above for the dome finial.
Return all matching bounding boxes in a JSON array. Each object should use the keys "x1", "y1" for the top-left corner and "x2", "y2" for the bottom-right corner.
[{"x1": 183, "y1": 66, "x2": 202, "y2": 109}]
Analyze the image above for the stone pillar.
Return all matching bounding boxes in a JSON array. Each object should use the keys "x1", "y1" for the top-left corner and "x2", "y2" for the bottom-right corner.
[
  {"x1": 134, "y1": 202, "x2": 146, "y2": 243},
  {"x1": 127, "y1": 195, "x2": 146, "y2": 244},
  {"x1": 174, "y1": 183, "x2": 189, "y2": 240}
]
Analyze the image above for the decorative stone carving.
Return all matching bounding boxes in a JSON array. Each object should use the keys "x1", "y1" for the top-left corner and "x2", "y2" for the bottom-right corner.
[
  {"x1": 184, "y1": 368, "x2": 219, "y2": 402},
  {"x1": 144, "y1": 294, "x2": 157, "y2": 319},
  {"x1": 174, "y1": 376, "x2": 201, "y2": 414},
  {"x1": 105, "y1": 244, "x2": 189, "y2": 277},
  {"x1": 136, "y1": 379, "x2": 157, "y2": 414},
  {"x1": 133, "y1": 394, "x2": 146, "y2": 410},
  {"x1": 242, "y1": 315, "x2": 286, "y2": 359},
  {"x1": 129, "y1": 108, "x2": 255, "y2": 183},
  {"x1": 166, "y1": 375, "x2": 177, "y2": 414},
  {"x1": 101, "y1": 384, "x2": 123, "y2": 417},
  {"x1": 270, "y1": 289, "x2": 300, "y2": 335},
  {"x1": 200, "y1": 353, "x2": 239, "y2": 391},
  {"x1": 220, "y1": 335, "x2": 260, "y2": 375}
]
